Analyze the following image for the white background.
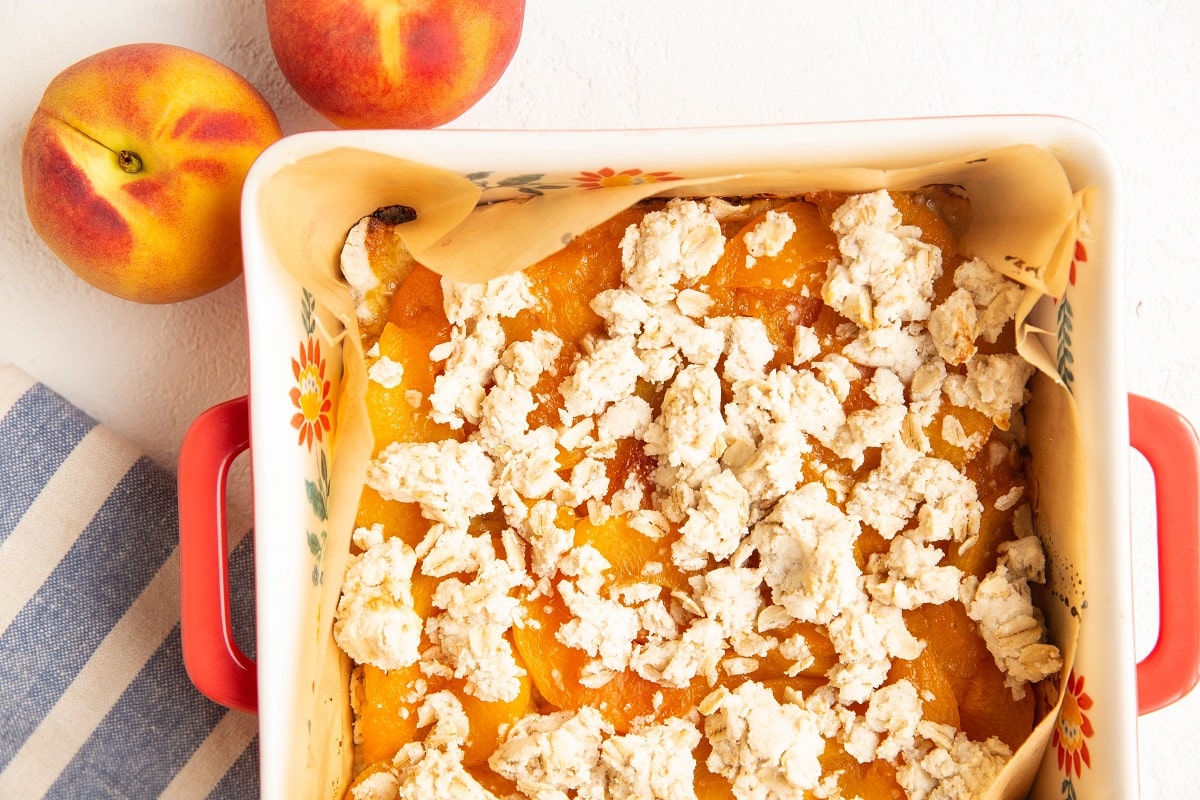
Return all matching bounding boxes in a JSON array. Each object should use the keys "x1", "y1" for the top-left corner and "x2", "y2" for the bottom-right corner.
[{"x1": 1, "y1": 0, "x2": 1197, "y2": 795}]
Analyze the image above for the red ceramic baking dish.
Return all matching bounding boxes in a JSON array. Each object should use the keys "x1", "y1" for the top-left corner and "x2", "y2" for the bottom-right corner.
[{"x1": 178, "y1": 117, "x2": 1200, "y2": 799}]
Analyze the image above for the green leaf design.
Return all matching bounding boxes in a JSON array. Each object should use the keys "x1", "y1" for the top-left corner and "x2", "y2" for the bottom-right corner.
[
  {"x1": 1056, "y1": 296, "x2": 1076, "y2": 393},
  {"x1": 470, "y1": 172, "x2": 569, "y2": 196},
  {"x1": 303, "y1": 446, "x2": 331, "y2": 585},
  {"x1": 306, "y1": 479, "x2": 328, "y2": 521},
  {"x1": 515, "y1": 184, "x2": 568, "y2": 197},
  {"x1": 307, "y1": 529, "x2": 327, "y2": 586},
  {"x1": 301, "y1": 289, "x2": 318, "y2": 336},
  {"x1": 497, "y1": 173, "x2": 547, "y2": 187},
  {"x1": 318, "y1": 449, "x2": 331, "y2": 497}
]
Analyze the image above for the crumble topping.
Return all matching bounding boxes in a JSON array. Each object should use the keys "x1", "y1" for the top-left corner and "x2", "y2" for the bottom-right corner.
[
  {"x1": 792, "y1": 324, "x2": 821, "y2": 365},
  {"x1": 826, "y1": 596, "x2": 923, "y2": 704},
  {"x1": 823, "y1": 189, "x2": 942, "y2": 330},
  {"x1": 642, "y1": 363, "x2": 727, "y2": 472},
  {"x1": 953, "y1": 258, "x2": 1025, "y2": 344},
  {"x1": 560, "y1": 336, "x2": 646, "y2": 421},
  {"x1": 556, "y1": 575, "x2": 641, "y2": 677},
  {"x1": 943, "y1": 354, "x2": 1036, "y2": 430},
  {"x1": 743, "y1": 208, "x2": 797, "y2": 270},
  {"x1": 391, "y1": 743, "x2": 500, "y2": 800},
  {"x1": 366, "y1": 440, "x2": 497, "y2": 532},
  {"x1": 866, "y1": 534, "x2": 966, "y2": 610},
  {"x1": 347, "y1": 770, "x2": 400, "y2": 800},
  {"x1": 619, "y1": 199, "x2": 725, "y2": 305},
  {"x1": 966, "y1": 547, "x2": 1063, "y2": 697},
  {"x1": 368, "y1": 354, "x2": 406, "y2": 389},
  {"x1": 334, "y1": 535, "x2": 423, "y2": 671},
  {"x1": 478, "y1": 331, "x2": 563, "y2": 453},
  {"x1": 839, "y1": 679, "x2": 925, "y2": 763},
  {"x1": 338, "y1": 192, "x2": 1062, "y2": 800},
  {"x1": 488, "y1": 706, "x2": 612, "y2": 799},
  {"x1": 745, "y1": 483, "x2": 862, "y2": 627},
  {"x1": 429, "y1": 273, "x2": 537, "y2": 429},
  {"x1": 895, "y1": 727, "x2": 1012, "y2": 800},
  {"x1": 701, "y1": 680, "x2": 827, "y2": 797},
  {"x1": 928, "y1": 288, "x2": 979, "y2": 366},
  {"x1": 673, "y1": 469, "x2": 751, "y2": 570},
  {"x1": 426, "y1": 555, "x2": 528, "y2": 703},
  {"x1": 600, "y1": 717, "x2": 701, "y2": 800}
]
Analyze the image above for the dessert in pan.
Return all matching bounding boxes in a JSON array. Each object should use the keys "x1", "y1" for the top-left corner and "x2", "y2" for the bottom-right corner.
[{"x1": 333, "y1": 186, "x2": 1063, "y2": 800}]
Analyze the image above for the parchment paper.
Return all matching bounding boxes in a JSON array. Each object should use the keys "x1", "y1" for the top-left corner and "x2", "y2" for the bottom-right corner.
[{"x1": 254, "y1": 142, "x2": 1091, "y2": 800}]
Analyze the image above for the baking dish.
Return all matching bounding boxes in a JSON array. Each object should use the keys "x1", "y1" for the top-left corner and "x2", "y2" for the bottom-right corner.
[{"x1": 178, "y1": 117, "x2": 1200, "y2": 799}]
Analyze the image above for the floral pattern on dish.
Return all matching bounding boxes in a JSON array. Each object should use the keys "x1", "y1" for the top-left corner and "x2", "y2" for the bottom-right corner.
[
  {"x1": 1053, "y1": 669, "x2": 1095, "y2": 789},
  {"x1": 1055, "y1": 239, "x2": 1087, "y2": 393},
  {"x1": 292, "y1": 287, "x2": 333, "y2": 585},
  {"x1": 572, "y1": 166, "x2": 684, "y2": 190},
  {"x1": 290, "y1": 293, "x2": 332, "y2": 450}
]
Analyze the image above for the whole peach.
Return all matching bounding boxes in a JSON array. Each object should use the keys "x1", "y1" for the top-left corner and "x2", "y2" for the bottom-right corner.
[
  {"x1": 21, "y1": 43, "x2": 282, "y2": 304},
  {"x1": 266, "y1": 0, "x2": 524, "y2": 129}
]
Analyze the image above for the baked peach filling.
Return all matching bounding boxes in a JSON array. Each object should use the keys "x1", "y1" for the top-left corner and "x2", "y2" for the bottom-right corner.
[{"x1": 336, "y1": 188, "x2": 1061, "y2": 800}]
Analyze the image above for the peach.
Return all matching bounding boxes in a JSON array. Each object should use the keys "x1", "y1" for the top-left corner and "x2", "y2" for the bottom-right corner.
[
  {"x1": 265, "y1": 0, "x2": 524, "y2": 129},
  {"x1": 21, "y1": 43, "x2": 282, "y2": 304}
]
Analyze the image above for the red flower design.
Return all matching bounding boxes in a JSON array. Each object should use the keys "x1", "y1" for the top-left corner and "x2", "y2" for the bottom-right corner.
[
  {"x1": 573, "y1": 167, "x2": 684, "y2": 190},
  {"x1": 289, "y1": 336, "x2": 332, "y2": 450},
  {"x1": 1052, "y1": 670, "x2": 1095, "y2": 779},
  {"x1": 1069, "y1": 239, "x2": 1088, "y2": 286}
]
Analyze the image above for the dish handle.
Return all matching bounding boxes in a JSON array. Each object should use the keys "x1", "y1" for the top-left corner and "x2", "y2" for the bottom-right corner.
[
  {"x1": 172, "y1": 392, "x2": 1199, "y2": 717},
  {"x1": 178, "y1": 395, "x2": 257, "y2": 714},
  {"x1": 1129, "y1": 393, "x2": 1200, "y2": 715}
]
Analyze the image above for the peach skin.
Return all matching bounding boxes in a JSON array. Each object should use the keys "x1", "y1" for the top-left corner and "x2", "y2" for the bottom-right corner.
[
  {"x1": 266, "y1": 0, "x2": 524, "y2": 129},
  {"x1": 21, "y1": 43, "x2": 282, "y2": 304}
]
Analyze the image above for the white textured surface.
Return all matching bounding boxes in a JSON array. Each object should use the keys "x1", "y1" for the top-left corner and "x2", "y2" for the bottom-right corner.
[{"x1": 1, "y1": 0, "x2": 1197, "y2": 794}]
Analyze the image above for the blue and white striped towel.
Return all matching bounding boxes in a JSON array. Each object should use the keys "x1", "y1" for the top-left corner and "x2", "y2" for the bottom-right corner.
[{"x1": 0, "y1": 364, "x2": 259, "y2": 799}]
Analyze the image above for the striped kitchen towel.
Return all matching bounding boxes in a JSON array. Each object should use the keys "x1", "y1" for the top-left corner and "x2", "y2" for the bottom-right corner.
[{"x1": 0, "y1": 364, "x2": 259, "y2": 799}]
